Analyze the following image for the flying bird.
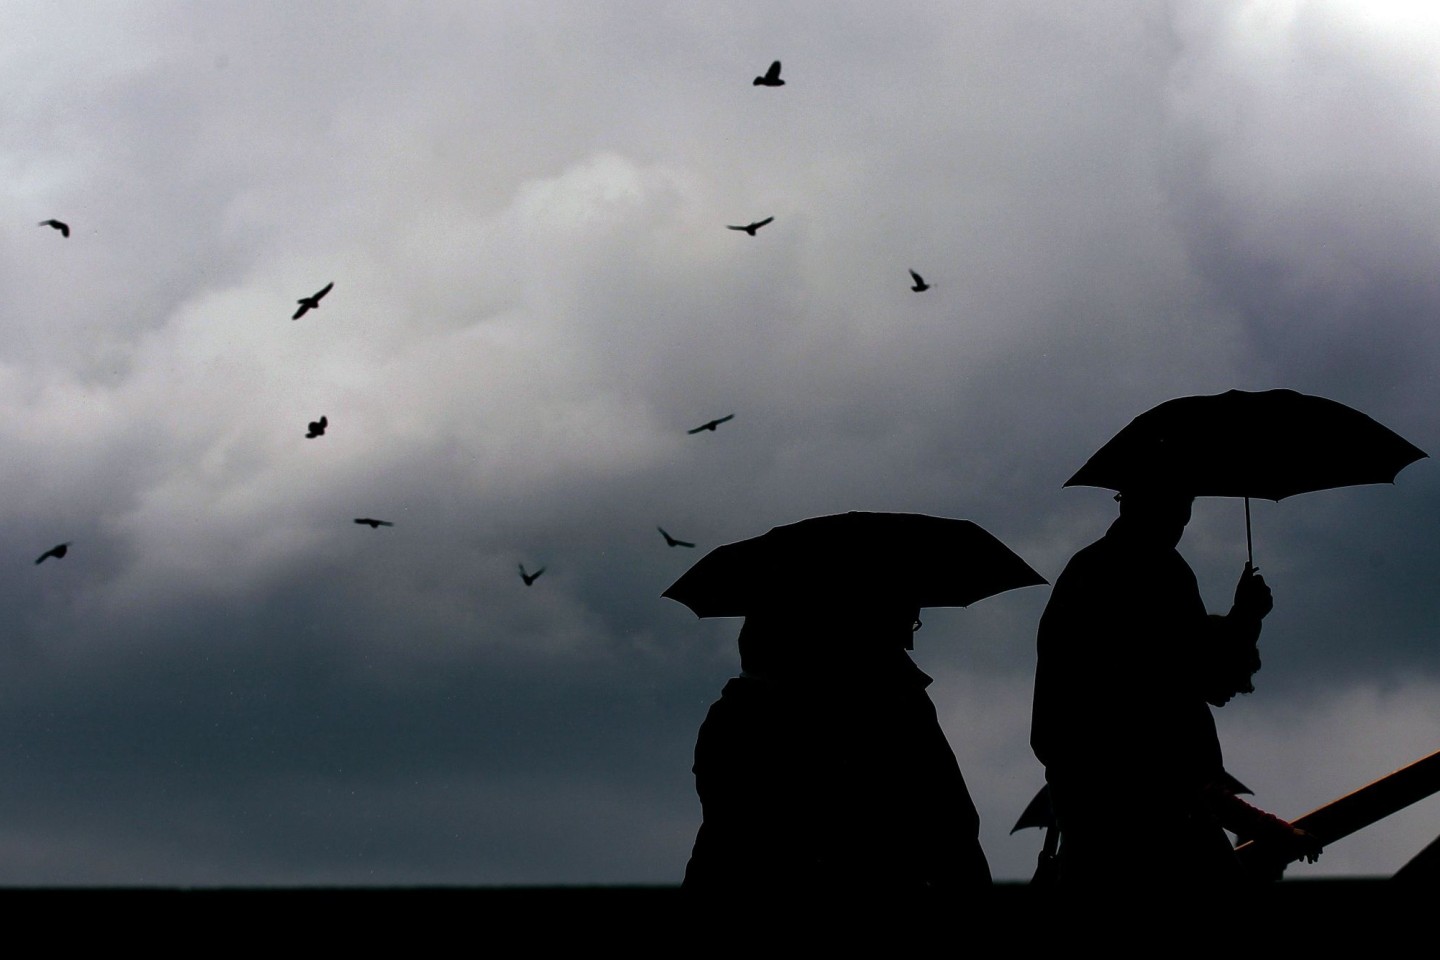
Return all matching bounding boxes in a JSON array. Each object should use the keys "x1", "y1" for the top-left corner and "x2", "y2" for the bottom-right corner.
[
  {"x1": 354, "y1": 518, "x2": 393, "y2": 528},
  {"x1": 909, "y1": 269, "x2": 932, "y2": 293},
  {"x1": 727, "y1": 217, "x2": 774, "y2": 236},
  {"x1": 688, "y1": 414, "x2": 735, "y2": 434},
  {"x1": 305, "y1": 415, "x2": 328, "y2": 439},
  {"x1": 519, "y1": 563, "x2": 546, "y2": 586},
  {"x1": 38, "y1": 219, "x2": 70, "y2": 238},
  {"x1": 658, "y1": 527, "x2": 695, "y2": 548},
  {"x1": 753, "y1": 61, "x2": 784, "y2": 87},
  {"x1": 35, "y1": 542, "x2": 70, "y2": 564},
  {"x1": 292, "y1": 282, "x2": 334, "y2": 320}
]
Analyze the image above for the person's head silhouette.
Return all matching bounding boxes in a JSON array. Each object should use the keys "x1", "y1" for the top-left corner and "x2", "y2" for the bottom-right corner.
[
  {"x1": 738, "y1": 602, "x2": 922, "y2": 678},
  {"x1": 1115, "y1": 487, "x2": 1195, "y2": 549}
]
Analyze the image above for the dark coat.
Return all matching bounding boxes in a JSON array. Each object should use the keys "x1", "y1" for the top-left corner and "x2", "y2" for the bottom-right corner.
[
  {"x1": 684, "y1": 651, "x2": 991, "y2": 893},
  {"x1": 1031, "y1": 517, "x2": 1259, "y2": 883}
]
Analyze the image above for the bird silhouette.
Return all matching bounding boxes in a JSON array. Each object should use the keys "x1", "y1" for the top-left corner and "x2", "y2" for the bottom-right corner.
[
  {"x1": 519, "y1": 563, "x2": 546, "y2": 586},
  {"x1": 909, "y1": 269, "x2": 932, "y2": 292},
  {"x1": 658, "y1": 527, "x2": 695, "y2": 548},
  {"x1": 292, "y1": 282, "x2": 334, "y2": 320},
  {"x1": 354, "y1": 518, "x2": 393, "y2": 528},
  {"x1": 688, "y1": 414, "x2": 735, "y2": 434},
  {"x1": 306, "y1": 415, "x2": 328, "y2": 439},
  {"x1": 35, "y1": 542, "x2": 70, "y2": 564},
  {"x1": 38, "y1": 219, "x2": 70, "y2": 238},
  {"x1": 753, "y1": 61, "x2": 784, "y2": 87},
  {"x1": 727, "y1": 217, "x2": 774, "y2": 236}
]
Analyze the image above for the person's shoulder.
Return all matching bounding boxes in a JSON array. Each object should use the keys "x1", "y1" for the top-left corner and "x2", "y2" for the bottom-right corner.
[
  {"x1": 1157, "y1": 544, "x2": 1200, "y2": 584},
  {"x1": 1070, "y1": 534, "x2": 1114, "y2": 562},
  {"x1": 1052, "y1": 533, "x2": 1117, "y2": 582},
  {"x1": 713, "y1": 674, "x2": 816, "y2": 712},
  {"x1": 720, "y1": 675, "x2": 752, "y2": 695}
]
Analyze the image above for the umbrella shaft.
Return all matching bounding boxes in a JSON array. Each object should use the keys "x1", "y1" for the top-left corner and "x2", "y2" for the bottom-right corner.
[{"x1": 1245, "y1": 497, "x2": 1253, "y2": 567}]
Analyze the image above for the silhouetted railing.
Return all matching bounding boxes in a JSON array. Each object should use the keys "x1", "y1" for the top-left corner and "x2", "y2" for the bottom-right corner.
[{"x1": 1236, "y1": 748, "x2": 1440, "y2": 874}]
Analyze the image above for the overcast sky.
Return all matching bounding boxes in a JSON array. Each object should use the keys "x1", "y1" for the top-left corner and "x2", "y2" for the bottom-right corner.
[{"x1": 3, "y1": 1, "x2": 1440, "y2": 885}]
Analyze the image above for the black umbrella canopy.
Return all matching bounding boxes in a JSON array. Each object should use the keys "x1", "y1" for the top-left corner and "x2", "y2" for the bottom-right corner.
[
  {"x1": 1065, "y1": 389, "x2": 1427, "y2": 501},
  {"x1": 661, "y1": 511, "x2": 1046, "y2": 619}
]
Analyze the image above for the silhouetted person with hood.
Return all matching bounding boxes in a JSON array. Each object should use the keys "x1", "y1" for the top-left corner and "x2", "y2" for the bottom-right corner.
[
  {"x1": 683, "y1": 601, "x2": 992, "y2": 894},
  {"x1": 1031, "y1": 487, "x2": 1318, "y2": 884}
]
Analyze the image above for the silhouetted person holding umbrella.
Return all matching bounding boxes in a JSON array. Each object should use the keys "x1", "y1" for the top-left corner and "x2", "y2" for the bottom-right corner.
[
  {"x1": 1031, "y1": 486, "x2": 1319, "y2": 885},
  {"x1": 666, "y1": 512, "x2": 1046, "y2": 896},
  {"x1": 683, "y1": 603, "x2": 991, "y2": 894}
]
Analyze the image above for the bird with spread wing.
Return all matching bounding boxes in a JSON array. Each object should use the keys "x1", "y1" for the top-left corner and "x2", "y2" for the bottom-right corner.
[
  {"x1": 658, "y1": 527, "x2": 696, "y2": 548},
  {"x1": 753, "y1": 61, "x2": 784, "y2": 87},
  {"x1": 727, "y1": 218, "x2": 773, "y2": 237},
  {"x1": 688, "y1": 415, "x2": 734, "y2": 434},
  {"x1": 292, "y1": 282, "x2": 334, "y2": 320},
  {"x1": 35, "y1": 542, "x2": 71, "y2": 564}
]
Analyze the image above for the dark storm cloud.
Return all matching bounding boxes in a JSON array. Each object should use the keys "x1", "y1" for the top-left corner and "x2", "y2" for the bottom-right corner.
[{"x1": 0, "y1": 568, "x2": 718, "y2": 884}]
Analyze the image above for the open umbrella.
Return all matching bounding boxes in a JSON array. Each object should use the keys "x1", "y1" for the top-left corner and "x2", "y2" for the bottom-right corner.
[
  {"x1": 661, "y1": 511, "x2": 1046, "y2": 618},
  {"x1": 1064, "y1": 389, "x2": 1427, "y2": 564}
]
